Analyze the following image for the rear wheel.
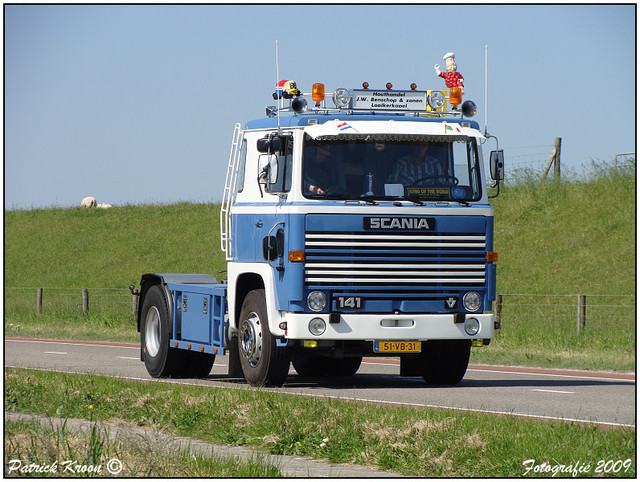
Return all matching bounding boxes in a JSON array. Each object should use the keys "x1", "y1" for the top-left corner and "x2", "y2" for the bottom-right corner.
[
  {"x1": 237, "y1": 289, "x2": 290, "y2": 386},
  {"x1": 420, "y1": 340, "x2": 471, "y2": 385},
  {"x1": 140, "y1": 285, "x2": 186, "y2": 378}
]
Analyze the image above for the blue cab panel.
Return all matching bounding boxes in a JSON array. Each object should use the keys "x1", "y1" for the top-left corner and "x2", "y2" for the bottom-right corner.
[{"x1": 166, "y1": 282, "x2": 227, "y2": 354}]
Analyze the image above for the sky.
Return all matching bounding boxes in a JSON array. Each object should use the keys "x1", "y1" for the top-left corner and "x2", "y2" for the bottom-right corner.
[{"x1": 4, "y1": 4, "x2": 636, "y2": 209}]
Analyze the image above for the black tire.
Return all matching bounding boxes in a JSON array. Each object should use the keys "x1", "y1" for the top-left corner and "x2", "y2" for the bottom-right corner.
[
  {"x1": 326, "y1": 357, "x2": 362, "y2": 377},
  {"x1": 291, "y1": 352, "x2": 327, "y2": 377},
  {"x1": 420, "y1": 340, "x2": 471, "y2": 385},
  {"x1": 140, "y1": 285, "x2": 186, "y2": 378},
  {"x1": 183, "y1": 351, "x2": 216, "y2": 378},
  {"x1": 292, "y1": 354, "x2": 362, "y2": 377},
  {"x1": 237, "y1": 289, "x2": 290, "y2": 386}
]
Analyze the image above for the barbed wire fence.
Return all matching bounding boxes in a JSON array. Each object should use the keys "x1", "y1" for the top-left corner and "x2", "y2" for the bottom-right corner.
[
  {"x1": 495, "y1": 294, "x2": 635, "y2": 335},
  {"x1": 483, "y1": 142, "x2": 553, "y2": 184},
  {"x1": 485, "y1": 140, "x2": 636, "y2": 184},
  {"x1": 502, "y1": 144, "x2": 554, "y2": 183},
  {"x1": 5, "y1": 287, "x2": 136, "y2": 319}
]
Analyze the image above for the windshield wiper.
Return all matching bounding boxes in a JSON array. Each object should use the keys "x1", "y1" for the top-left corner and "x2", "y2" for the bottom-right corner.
[
  {"x1": 398, "y1": 196, "x2": 425, "y2": 206},
  {"x1": 360, "y1": 195, "x2": 424, "y2": 206}
]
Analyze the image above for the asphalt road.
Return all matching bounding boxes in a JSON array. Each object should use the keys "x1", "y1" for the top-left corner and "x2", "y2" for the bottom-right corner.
[{"x1": 5, "y1": 338, "x2": 635, "y2": 429}]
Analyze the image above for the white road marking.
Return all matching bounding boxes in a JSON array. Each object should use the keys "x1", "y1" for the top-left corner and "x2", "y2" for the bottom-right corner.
[
  {"x1": 117, "y1": 356, "x2": 140, "y2": 360},
  {"x1": 531, "y1": 388, "x2": 574, "y2": 394},
  {"x1": 44, "y1": 351, "x2": 68, "y2": 355},
  {"x1": 469, "y1": 367, "x2": 632, "y2": 382},
  {"x1": 5, "y1": 365, "x2": 635, "y2": 429}
]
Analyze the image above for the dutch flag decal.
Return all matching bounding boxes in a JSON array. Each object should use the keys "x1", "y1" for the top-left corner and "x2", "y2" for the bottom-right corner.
[{"x1": 337, "y1": 122, "x2": 355, "y2": 132}]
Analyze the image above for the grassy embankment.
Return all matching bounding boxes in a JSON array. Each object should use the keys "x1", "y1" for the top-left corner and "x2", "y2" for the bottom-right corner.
[
  {"x1": 5, "y1": 162, "x2": 635, "y2": 371},
  {"x1": 4, "y1": 367, "x2": 636, "y2": 477},
  {"x1": 475, "y1": 163, "x2": 635, "y2": 370}
]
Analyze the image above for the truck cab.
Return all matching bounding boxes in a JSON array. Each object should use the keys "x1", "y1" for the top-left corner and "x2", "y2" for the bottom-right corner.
[{"x1": 217, "y1": 81, "x2": 503, "y2": 386}]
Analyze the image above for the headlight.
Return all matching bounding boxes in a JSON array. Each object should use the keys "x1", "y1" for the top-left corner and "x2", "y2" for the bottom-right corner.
[
  {"x1": 307, "y1": 291, "x2": 327, "y2": 312},
  {"x1": 463, "y1": 291, "x2": 481, "y2": 312},
  {"x1": 309, "y1": 317, "x2": 326, "y2": 336},
  {"x1": 332, "y1": 88, "x2": 351, "y2": 109},
  {"x1": 427, "y1": 91, "x2": 446, "y2": 110},
  {"x1": 464, "y1": 317, "x2": 480, "y2": 336}
]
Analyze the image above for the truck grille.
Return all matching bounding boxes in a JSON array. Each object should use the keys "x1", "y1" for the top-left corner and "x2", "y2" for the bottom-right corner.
[{"x1": 304, "y1": 231, "x2": 486, "y2": 288}]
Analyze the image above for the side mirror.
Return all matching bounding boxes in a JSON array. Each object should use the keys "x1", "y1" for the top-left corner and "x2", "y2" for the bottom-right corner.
[
  {"x1": 262, "y1": 228, "x2": 285, "y2": 262},
  {"x1": 490, "y1": 150, "x2": 505, "y2": 181},
  {"x1": 257, "y1": 136, "x2": 282, "y2": 153},
  {"x1": 258, "y1": 154, "x2": 279, "y2": 185}
]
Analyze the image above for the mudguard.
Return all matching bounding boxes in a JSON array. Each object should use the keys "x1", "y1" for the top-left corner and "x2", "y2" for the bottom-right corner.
[{"x1": 136, "y1": 273, "x2": 217, "y2": 331}]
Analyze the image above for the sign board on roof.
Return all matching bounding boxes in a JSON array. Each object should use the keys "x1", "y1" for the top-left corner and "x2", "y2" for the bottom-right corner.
[{"x1": 352, "y1": 89, "x2": 427, "y2": 111}]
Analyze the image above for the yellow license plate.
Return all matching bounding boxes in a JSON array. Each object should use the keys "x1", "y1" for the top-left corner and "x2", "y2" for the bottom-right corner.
[{"x1": 373, "y1": 341, "x2": 421, "y2": 353}]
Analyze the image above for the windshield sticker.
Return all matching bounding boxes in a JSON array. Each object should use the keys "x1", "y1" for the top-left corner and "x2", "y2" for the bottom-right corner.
[
  {"x1": 406, "y1": 187, "x2": 451, "y2": 200},
  {"x1": 452, "y1": 186, "x2": 466, "y2": 199}
]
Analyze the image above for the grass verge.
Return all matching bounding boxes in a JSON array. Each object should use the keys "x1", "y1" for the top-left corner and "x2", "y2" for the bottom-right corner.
[
  {"x1": 4, "y1": 368, "x2": 636, "y2": 478},
  {"x1": 4, "y1": 418, "x2": 282, "y2": 477}
]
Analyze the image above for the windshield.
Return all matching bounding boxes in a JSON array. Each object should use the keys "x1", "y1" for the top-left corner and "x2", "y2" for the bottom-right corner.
[{"x1": 302, "y1": 136, "x2": 481, "y2": 202}]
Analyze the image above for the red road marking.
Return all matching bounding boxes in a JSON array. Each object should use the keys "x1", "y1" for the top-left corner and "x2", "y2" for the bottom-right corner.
[{"x1": 5, "y1": 337, "x2": 137, "y2": 349}]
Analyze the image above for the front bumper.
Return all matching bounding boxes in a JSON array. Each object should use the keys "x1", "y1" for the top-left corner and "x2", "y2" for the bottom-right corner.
[{"x1": 281, "y1": 312, "x2": 494, "y2": 340}]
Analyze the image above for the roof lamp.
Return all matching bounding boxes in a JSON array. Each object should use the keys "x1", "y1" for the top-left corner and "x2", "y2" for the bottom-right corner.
[
  {"x1": 461, "y1": 100, "x2": 477, "y2": 117},
  {"x1": 312, "y1": 83, "x2": 325, "y2": 105},
  {"x1": 410, "y1": 83, "x2": 417, "y2": 90},
  {"x1": 362, "y1": 82, "x2": 369, "y2": 89},
  {"x1": 386, "y1": 82, "x2": 393, "y2": 90},
  {"x1": 427, "y1": 91, "x2": 446, "y2": 110},
  {"x1": 332, "y1": 88, "x2": 351, "y2": 109}
]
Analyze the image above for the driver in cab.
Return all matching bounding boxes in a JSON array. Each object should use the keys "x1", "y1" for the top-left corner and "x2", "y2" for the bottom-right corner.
[
  {"x1": 390, "y1": 142, "x2": 447, "y2": 186},
  {"x1": 304, "y1": 146, "x2": 333, "y2": 195}
]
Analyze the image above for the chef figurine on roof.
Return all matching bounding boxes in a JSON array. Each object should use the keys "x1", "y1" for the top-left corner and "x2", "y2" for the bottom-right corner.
[{"x1": 435, "y1": 52, "x2": 464, "y2": 110}]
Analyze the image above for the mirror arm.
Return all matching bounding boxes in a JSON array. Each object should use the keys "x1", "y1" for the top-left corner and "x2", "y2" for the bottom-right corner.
[
  {"x1": 257, "y1": 173, "x2": 264, "y2": 198},
  {"x1": 488, "y1": 178, "x2": 500, "y2": 199}
]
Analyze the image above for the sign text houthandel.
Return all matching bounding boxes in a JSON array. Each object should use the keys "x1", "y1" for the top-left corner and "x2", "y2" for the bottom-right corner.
[{"x1": 353, "y1": 90, "x2": 427, "y2": 111}]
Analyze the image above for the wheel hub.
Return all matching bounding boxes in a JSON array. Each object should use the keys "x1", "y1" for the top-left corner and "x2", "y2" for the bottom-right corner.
[
  {"x1": 240, "y1": 313, "x2": 262, "y2": 367},
  {"x1": 145, "y1": 306, "x2": 161, "y2": 358}
]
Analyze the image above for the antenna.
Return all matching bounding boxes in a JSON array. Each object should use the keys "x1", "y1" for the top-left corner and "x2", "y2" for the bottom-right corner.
[
  {"x1": 275, "y1": 40, "x2": 281, "y2": 132},
  {"x1": 484, "y1": 44, "x2": 488, "y2": 136}
]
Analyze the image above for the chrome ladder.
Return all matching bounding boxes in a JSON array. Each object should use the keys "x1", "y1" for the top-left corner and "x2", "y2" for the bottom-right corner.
[{"x1": 220, "y1": 123, "x2": 243, "y2": 260}]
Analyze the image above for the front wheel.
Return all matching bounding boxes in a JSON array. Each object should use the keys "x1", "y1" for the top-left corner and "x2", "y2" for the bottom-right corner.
[
  {"x1": 326, "y1": 357, "x2": 362, "y2": 377},
  {"x1": 420, "y1": 340, "x2": 471, "y2": 385},
  {"x1": 237, "y1": 289, "x2": 290, "y2": 386}
]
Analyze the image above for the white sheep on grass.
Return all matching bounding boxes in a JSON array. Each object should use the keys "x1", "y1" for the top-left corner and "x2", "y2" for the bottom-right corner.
[
  {"x1": 80, "y1": 196, "x2": 97, "y2": 208},
  {"x1": 80, "y1": 197, "x2": 112, "y2": 209}
]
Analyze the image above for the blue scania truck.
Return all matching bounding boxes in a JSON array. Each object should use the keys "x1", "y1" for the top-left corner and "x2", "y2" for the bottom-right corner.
[{"x1": 134, "y1": 79, "x2": 504, "y2": 387}]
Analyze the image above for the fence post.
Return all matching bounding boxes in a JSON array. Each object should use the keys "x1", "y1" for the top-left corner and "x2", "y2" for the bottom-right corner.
[
  {"x1": 36, "y1": 288, "x2": 43, "y2": 314},
  {"x1": 540, "y1": 137, "x2": 562, "y2": 183},
  {"x1": 553, "y1": 137, "x2": 562, "y2": 181},
  {"x1": 82, "y1": 289, "x2": 89, "y2": 315},
  {"x1": 495, "y1": 294, "x2": 502, "y2": 328},
  {"x1": 132, "y1": 293, "x2": 138, "y2": 319},
  {"x1": 577, "y1": 294, "x2": 586, "y2": 333}
]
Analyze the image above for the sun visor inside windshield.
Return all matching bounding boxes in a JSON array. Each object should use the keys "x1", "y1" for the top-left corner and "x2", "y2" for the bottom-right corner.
[{"x1": 304, "y1": 119, "x2": 479, "y2": 141}]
